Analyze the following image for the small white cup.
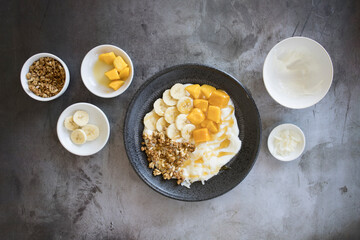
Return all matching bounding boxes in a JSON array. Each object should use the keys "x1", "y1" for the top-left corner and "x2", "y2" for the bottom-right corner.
[
  {"x1": 268, "y1": 123, "x2": 306, "y2": 161},
  {"x1": 20, "y1": 53, "x2": 70, "y2": 101}
]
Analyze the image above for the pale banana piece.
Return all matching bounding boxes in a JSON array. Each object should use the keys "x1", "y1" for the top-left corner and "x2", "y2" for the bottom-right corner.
[
  {"x1": 70, "y1": 129, "x2": 87, "y2": 144},
  {"x1": 166, "y1": 123, "x2": 180, "y2": 140},
  {"x1": 177, "y1": 96, "x2": 193, "y2": 114},
  {"x1": 156, "y1": 117, "x2": 168, "y2": 132},
  {"x1": 162, "y1": 89, "x2": 177, "y2": 106},
  {"x1": 73, "y1": 110, "x2": 89, "y2": 127},
  {"x1": 81, "y1": 124, "x2": 100, "y2": 141},
  {"x1": 181, "y1": 124, "x2": 196, "y2": 140},
  {"x1": 170, "y1": 83, "x2": 187, "y2": 100},
  {"x1": 144, "y1": 111, "x2": 159, "y2": 131},
  {"x1": 164, "y1": 106, "x2": 179, "y2": 124},
  {"x1": 64, "y1": 116, "x2": 79, "y2": 131},
  {"x1": 153, "y1": 98, "x2": 168, "y2": 116},
  {"x1": 175, "y1": 114, "x2": 190, "y2": 131}
]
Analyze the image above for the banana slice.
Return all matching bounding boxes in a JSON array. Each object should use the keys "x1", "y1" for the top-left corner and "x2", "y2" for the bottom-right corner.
[
  {"x1": 144, "y1": 111, "x2": 159, "y2": 131},
  {"x1": 166, "y1": 123, "x2": 180, "y2": 139},
  {"x1": 175, "y1": 114, "x2": 190, "y2": 130},
  {"x1": 81, "y1": 124, "x2": 100, "y2": 141},
  {"x1": 73, "y1": 110, "x2": 89, "y2": 127},
  {"x1": 70, "y1": 129, "x2": 87, "y2": 144},
  {"x1": 156, "y1": 117, "x2": 168, "y2": 132},
  {"x1": 177, "y1": 97, "x2": 193, "y2": 114},
  {"x1": 153, "y1": 98, "x2": 168, "y2": 116},
  {"x1": 163, "y1": 89, "x2": 177, "y2": 106},
  {"x1": 64, "y1": 116, "x2": 79, "y2": 131},
  {"x1": 164, "y1": 107, "x2": 179, "y2": 124},
  {"x1": 170, "y1": 83, "x2": 187, "y2": 100},
  {"x1": 181, "y1": 124, "x2": 196, "y2": 140}
]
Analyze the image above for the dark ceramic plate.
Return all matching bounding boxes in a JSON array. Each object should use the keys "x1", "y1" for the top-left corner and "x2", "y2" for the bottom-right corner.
[{"x1": 124, "y1": 64, "x2": 261, "y2": 201}]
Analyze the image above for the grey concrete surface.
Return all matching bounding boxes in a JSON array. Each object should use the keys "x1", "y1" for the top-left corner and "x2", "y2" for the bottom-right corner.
[{"x1": 1, "y1": 0, "x2": 359, "y2": 239}]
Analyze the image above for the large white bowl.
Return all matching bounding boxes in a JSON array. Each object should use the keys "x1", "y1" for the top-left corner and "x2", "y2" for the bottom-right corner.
[
  {"x1": 81, "y1": 44, "x2": 134, "y2": 98},
  {"x1": 263, "y1": 37, "x2": 333, "y2": 109},
  {"x1": 267, "y1": 123, "x2": 305, "y2": 161},
  {"x1": 57, "y1": 103, "x2": 110, "y2": 156},
  {"x1": 20, "y1": 53, "x2": 70, "y2": 101}
]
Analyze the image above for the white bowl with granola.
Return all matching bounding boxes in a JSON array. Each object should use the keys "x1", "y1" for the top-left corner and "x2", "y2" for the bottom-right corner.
[{"x1": 20, "y1": 53, "x2": 70, "y2": 101}]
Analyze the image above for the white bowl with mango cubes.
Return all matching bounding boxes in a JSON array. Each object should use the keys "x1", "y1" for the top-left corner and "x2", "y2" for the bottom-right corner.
[{"x1": 81, "y1": 44, "x2": 134, "y2": 98}]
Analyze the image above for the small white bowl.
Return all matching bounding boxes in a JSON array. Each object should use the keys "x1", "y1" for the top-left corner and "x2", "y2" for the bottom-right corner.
[
  {"x1": 57, "y1": 102, "x2": 110, "y2": 156},
  {"x1": 267, "y1": 123, "x2": 305, "y2": 161},
  {"x1": 263, "y1": 37, "x2": 333, "y2": 109},
  {"x1": 20, "y1": 53, "x2": 70, "y2": 101},
  {"x1": 81, "y1": 44, "x2": 134, "y2": 98}
]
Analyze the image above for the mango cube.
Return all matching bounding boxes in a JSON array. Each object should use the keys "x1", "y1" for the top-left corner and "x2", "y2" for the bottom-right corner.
[
  {"x1": 109, "y1": 80, "x2": 125, "y2": 91},
  {"x1": 187, "y1": 108, "x2": 205, "y2": 125},
  {"x1": 200, "y1": 119, "x2": 211, "y2": 128},
  {"x1": 206, "y1": 120, "x2": 219, "y2": 133},
  {"x1": 105, "y1": 68, "x2": 120, "y2": 80},
  {"x1": 99, "y1": 52, "x2": 116, "y2": 65},
  {"x1": 208, "y1": 90, "x2": 230, "y2": 108},
  {"x1": 185, "y1": 84, "x2": 201, "y2": 99},
  {"x1": 207, "y1": 105, "x2": 221, "y2": 123},
  {"x1": 119, "y1": 67, "x2": 130, "y2": 80},
  {"x1": 201, "y1": 84, "x2": 216, "y2": 99},
  {"x1": 193, "y1": 128, "x2": 211, "y2": 143},
  {"x1": 194, "y1": 99, "x2": 208, "y2": 113},
  {"x1": 113, "y1": 56, "x2": 128, "y2": 72}
]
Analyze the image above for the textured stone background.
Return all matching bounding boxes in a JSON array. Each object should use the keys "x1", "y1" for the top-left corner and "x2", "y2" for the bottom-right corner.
[{"x1": 0, "y1": 0, "x2": 359, "y2": 239}]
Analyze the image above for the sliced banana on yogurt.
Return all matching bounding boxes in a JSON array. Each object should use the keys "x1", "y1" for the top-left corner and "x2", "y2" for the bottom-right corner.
[
  {"x1": 177, "y1": 96, "x2": 193, "y2": 114},
  {"x1": 170, "y1": 83, "x2": 187, "y2": 100},
  {"x1": 163, "y1": 89, "x2": 177, "y2": 106}
]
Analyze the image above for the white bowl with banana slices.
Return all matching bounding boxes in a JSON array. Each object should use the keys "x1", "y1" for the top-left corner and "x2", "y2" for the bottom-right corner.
[{"x1": 57, "y1": 102, "x2": 110, "y2": 156}]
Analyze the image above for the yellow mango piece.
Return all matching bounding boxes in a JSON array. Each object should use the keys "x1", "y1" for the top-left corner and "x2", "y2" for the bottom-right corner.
[
  {"x1": 187, "y1": 108, "x2": 206, "y2": 125},
  {"x1": 185, "y1": 84, "x2": 201, "y2": 99},
  {"x1": 99, "y1": 52, "x2": 116, "y2": 65},
  {"x1": 200, "y1": 84, "x2": 216, "y2": 99},
  {"x1": 105, "y1": 68, "x2": 120, "y2": 80},
  {"x1": 194, "y1": 99, "x2": 208, "y2": 113},
  {"x1": 207, "y1": 105, "x2": 221, "y2": 123},
  {"x1": 206, "y1": 120, "x2": 219, "y2": 133},
  {"x1": 208, "y1": 90, "x2": 230, "y2": 108},
  {"x1": 193, "y1": 128, "x2": 211, "y2": 143},
  {"x1": 119, "y1": 67, "x2": 130, "y2": 80},
  {"x1": 113, "y1": 56, "x2": 128, "y2": 72},
  {"x1": 109, "y1": 80, "x2": 125, "y2": 91},
  {"x1": 200, "y1": 119, "x2": 211, "y2": 128}
]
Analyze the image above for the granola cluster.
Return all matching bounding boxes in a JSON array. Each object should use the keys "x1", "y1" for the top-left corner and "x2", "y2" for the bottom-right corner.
[
  {"x1": 141, "y1": 132, "x2": 195, "y2": 184},
  {"x1": 26, "y1": 57, "x2": 66, "y2": 98}
]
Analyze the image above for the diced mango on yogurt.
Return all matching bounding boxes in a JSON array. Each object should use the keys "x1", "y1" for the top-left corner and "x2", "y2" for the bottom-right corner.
[
  {"x1": 207, "y1": 105, "x2": 221, "y2": 123},
  {"x1": 193, "y1": 128, "x2": 211, "y2": 143},
  {"x1": 99, "y1": 52, "x2": 116, "y2": 65},
  {"x1": 194, "y1": 99, "x2": 208, "y2": 113},
  {"x1": 187, "y1": 108, "x2": 206, "y2": 125},
  {"x1": 200, "y1": 84, "x2": 216, "y2": 99},
  {"x1": 208, "y1": 90, "x2": 230, "y2": 108},
  {"x1": 186, "y1": 84, "x2": 201, "y2": 99}
]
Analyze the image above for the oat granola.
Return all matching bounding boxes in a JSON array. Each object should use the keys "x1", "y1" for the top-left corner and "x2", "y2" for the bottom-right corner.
[
  {"x1": 26, "y1": 57, "x2": 65, "y2": 98},
  {"x1": 141, "y1": 132, "x2": 195, "y2": 184}
]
